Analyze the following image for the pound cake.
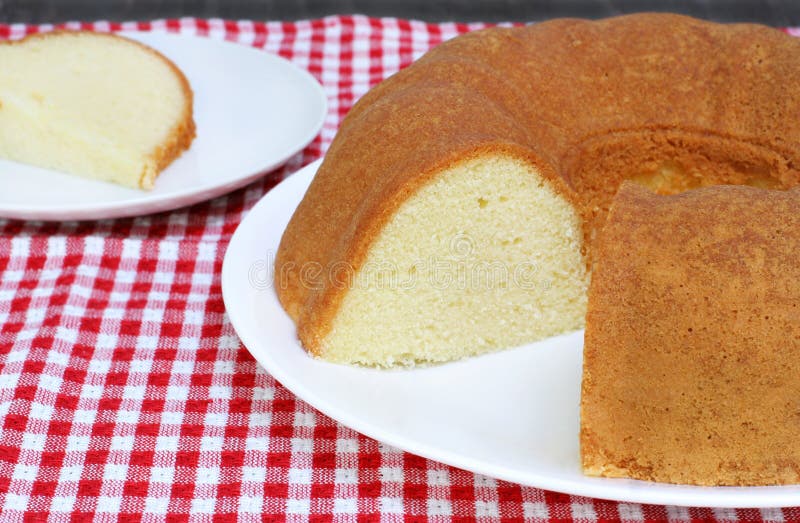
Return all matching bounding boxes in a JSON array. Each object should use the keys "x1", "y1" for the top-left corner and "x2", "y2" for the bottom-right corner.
[
  {"x1": 276, "y1": 13, "x2": 800, "y2": 367},
  {"x1": 581, "y1": 182, "x2": 800, "y2": 486},
  {"x1": 0, "y1": 31, "x2": 195, "y2": 189}
]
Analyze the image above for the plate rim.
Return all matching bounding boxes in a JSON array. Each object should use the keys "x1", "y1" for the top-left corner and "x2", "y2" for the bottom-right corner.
[
  {"x1": 222, "y1": 158, "x2": 800, "y2": 509},
  {"x1": 0, "y1": 31, "x2": 327, "y2": 221}
]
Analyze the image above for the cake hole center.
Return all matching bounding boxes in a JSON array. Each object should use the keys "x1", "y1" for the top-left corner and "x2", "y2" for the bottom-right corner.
[{"x1": 631, "y1": 161, "x2": 783, "y2": 194}]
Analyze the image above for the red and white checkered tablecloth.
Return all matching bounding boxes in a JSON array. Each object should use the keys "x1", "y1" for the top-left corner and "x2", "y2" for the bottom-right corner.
[{"x1": 1, "y1": 15, "x2": 799, "y2": 523}]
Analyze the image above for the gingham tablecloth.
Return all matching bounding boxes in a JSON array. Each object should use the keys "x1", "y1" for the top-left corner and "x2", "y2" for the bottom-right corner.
[{"x1": 1, "y1": 16, "x2": 799, "y2": 523}]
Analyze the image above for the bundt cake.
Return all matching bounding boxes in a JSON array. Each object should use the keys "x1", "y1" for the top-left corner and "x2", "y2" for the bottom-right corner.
[
  {"x1": 275, "y1": 13, "x2": 800, "y2": 367},
  {"x1": 581, "y1": 182, "x2": 800, "y2": 486},
  {"x1": 0, "y1": 31, "x2": 195, "y2": 189}
]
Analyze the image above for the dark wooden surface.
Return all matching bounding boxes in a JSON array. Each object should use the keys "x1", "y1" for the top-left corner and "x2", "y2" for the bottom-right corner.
[{"x1": 2, "y1": 0, "x2": 800, "y2": 25}]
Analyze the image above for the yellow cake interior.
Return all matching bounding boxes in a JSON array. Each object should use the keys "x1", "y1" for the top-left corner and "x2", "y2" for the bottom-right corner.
[{"x1": 319, "y1": 155, "x2": 588, "y2": 367}]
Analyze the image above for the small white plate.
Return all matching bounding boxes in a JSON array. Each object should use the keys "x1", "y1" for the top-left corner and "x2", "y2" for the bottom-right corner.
[
  {"x1": 0, "y1": 32, "x2": 327, "y2": 221},
  {"x1": 222, "y1": 159, "x2": 800, "y2": 508}
]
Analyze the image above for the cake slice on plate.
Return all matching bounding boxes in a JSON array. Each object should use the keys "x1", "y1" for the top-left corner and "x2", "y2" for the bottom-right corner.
[{"x1": 0, "y1": 31, "x2": 195, "y2": 189}]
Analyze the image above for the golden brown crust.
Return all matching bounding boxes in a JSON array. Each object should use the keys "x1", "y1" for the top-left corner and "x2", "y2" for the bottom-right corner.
[
  {"x1": 2, "y1": 30, "x2": 196, "y2": 190},
  {"x1": 144, "y1": 72, "x2": 195, "y2": 190},
  {"x1": 134, "y1": 33, "x2": 196, "y2": 189},
  {"x1": 581, "y1": 183, "x2": 800, "y2": 486},
  {"x1": 275, "y1": 13, "x2": 800, "y2": 355}
]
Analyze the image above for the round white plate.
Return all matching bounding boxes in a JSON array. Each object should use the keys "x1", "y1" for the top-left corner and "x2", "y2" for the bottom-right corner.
[
  {"x1": 222, "y1": 159, "x2": 800, "y2": 508},
  {"x1": 0, "y1": 32, "x2": 327, "y2": 221}
]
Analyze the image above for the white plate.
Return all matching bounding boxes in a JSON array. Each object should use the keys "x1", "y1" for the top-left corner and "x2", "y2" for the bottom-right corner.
[
  {"x1": 0, "y1": 32, "x2": 327, "y2": 221},
  {"x1": 222, "y1": 159, "x2": 800, "y2": 508}
]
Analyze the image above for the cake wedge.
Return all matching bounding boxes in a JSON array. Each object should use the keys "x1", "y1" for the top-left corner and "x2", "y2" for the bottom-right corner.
[{"x1": 0, "y1": 31, "x2": 195, "y2": 189}]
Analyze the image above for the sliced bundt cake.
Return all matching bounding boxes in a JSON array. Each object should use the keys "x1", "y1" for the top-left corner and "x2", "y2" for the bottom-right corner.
[{"x1": 276, "y1": 13, "x2": 800, "y2": 366}]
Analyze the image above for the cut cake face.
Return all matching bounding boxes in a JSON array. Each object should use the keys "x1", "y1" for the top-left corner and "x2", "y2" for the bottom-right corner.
[{"x1": 280, "y1": 154, "x2": 588, "y2": 367}]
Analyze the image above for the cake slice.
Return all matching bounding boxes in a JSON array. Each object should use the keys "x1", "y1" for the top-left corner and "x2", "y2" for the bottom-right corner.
[
  {"x1": 581, "y1": 182, "x2": 800, "y2": 486},
  {"x1": 0, "y1": 31, "x2": 195, "y2": 189}
]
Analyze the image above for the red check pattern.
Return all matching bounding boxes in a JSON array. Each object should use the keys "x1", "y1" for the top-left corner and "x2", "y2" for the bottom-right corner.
[{"x1": 1, "y1": 15, "x2": 799, "y2": 522}]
